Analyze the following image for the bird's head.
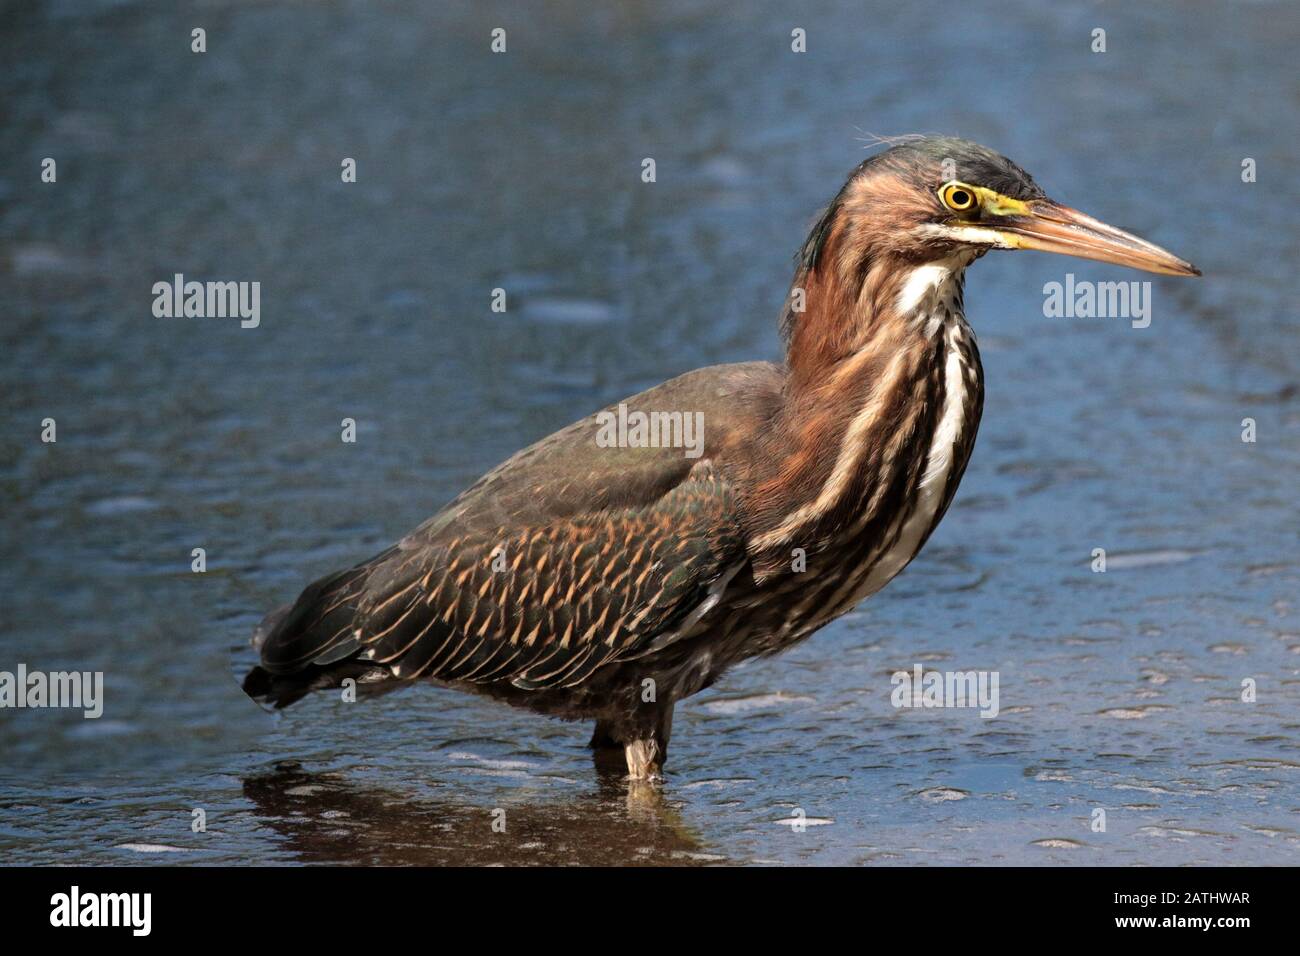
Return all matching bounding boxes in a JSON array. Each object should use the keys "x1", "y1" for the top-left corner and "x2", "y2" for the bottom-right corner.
[
  {"x1": 782, "y1": 136, "x2": 1198, "y2": 370},
  {"x1": 801, "y1": 136, "x2": 1200, "y2": 280}
]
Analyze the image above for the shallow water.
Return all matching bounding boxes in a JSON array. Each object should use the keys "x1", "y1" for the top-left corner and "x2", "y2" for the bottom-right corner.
[{"x1": 1, "y1": 0, "x2": 1297, "y2": 865}]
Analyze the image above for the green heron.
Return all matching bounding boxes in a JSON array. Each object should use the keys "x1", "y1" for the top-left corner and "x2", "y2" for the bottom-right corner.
[{"x1": 243, "y1": 137, "x2": 1198, "y2": 780}]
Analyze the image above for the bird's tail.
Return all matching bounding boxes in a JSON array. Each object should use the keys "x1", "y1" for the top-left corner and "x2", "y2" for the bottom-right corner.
[
  {"x1": 241, "y1": 657, "x2": 392, "y2": 709},
  {"x1": 239, "y1": 554, "x2": 406, "y2": 709}
]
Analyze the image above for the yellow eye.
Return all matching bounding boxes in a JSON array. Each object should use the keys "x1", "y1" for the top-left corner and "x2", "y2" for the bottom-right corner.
[{"x1": 940, "y1": 182, "x2": 979, "y2": 213}]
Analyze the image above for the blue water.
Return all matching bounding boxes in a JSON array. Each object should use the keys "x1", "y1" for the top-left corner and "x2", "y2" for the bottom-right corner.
[{"x1": 1, "y1": 0, "x2": 1297, "y2": 865}]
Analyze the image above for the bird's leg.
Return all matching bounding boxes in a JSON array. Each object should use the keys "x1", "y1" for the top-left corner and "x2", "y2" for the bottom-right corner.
[
  {"x1": 589, "y1": 718, "x2": 628, "y2": 774},
  {"x1": 624, "y1": 704, "x2": 673, "y2": 782},
  {"x1": 589, "y1": 719, "x2": 621, "y2": 751},
  {"x1": 624, "y1": 738, "x2": 661, "y2": 780},
  {"x1": 590, "y1": 705, "x2": 675, "y2": 781}
]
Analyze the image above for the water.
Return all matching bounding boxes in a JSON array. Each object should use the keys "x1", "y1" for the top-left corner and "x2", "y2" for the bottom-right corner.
[{"x1": 1, "y1": 0, "x2": 1297, "y2": 865}]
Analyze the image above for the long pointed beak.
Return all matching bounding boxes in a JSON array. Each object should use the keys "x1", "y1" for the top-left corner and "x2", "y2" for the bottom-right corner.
[{"x1": 996, "y1": 200, "x2": 1200, "y2": 276}]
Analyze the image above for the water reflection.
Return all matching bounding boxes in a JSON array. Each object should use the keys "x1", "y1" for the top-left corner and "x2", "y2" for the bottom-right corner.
[{"x1": 242, "y1": 763, "x2": 717, "y2": 866}]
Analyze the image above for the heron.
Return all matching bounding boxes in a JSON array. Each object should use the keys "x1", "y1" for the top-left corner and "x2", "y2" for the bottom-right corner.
[{"x1": 243, "y1": 137, "x2": 1199, "y2": 780}]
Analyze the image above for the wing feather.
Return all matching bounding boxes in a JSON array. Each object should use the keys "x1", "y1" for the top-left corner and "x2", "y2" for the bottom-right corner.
[{"x1": 252, "y1": 362, "x2": 783, "y2": 697}]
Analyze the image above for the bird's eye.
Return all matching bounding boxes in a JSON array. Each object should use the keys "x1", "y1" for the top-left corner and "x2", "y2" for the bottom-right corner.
[{"x1": 940, "y1": 183, "x2": 979, "y2": 213}]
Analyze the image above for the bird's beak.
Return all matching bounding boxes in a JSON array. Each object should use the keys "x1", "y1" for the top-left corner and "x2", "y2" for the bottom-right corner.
[{"x1": 993, "y1": 200, "x2": 1200, "y2": 276}]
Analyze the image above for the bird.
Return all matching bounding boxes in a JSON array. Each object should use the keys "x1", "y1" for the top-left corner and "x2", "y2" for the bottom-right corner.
[{"x1": 242, "y1": 136, "x2": 1199, "y2": 780}]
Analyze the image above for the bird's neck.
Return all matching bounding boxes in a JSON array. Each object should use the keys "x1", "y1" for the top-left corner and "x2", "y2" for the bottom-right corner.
[
  {"x1": 742, "y1": 254, "x2": 982, "y2": 580},
  {"x1": 783, "y1": 250, "x2": 975, "y2": 386}
]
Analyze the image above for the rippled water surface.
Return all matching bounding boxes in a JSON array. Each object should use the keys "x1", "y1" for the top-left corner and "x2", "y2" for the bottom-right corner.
[{"x1": 2, "y1": 0, "x2": 1297, "y2": 865}]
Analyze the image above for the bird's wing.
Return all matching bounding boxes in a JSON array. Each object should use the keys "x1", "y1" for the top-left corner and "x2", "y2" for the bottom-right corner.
[{"x1": 254, "y1": 361, "x2": 784, "y2": 693}]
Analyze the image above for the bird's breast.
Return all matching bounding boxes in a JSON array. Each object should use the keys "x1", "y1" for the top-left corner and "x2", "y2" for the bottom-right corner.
[
  {"x1": 722, "y1": 296, "x2": 983, "y2": 659},
  {"x1": 829, "y1": 314, "x2": 982, "y2": 610}
]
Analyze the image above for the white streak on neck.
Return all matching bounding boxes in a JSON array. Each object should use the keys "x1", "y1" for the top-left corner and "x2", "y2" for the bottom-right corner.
[
  {"x1": 827, "y1": 317, "x2": 972, "y2": 609},
  {"x1": 750, "y1": 257, "x2": 969, "y2": 554},
  {"x1": 895, "y1": 255, "x2": 969, "y2": 336},
  {"x1": 896, "y1": 262, "x2": 954, "y2": 316}
]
